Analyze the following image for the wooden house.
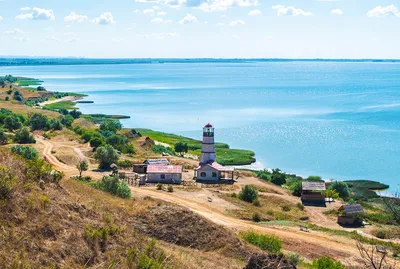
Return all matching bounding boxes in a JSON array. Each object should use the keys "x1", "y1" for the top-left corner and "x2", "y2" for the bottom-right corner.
[
  {"x1": 133, "y1": 158, "x2": 170, "y2": 174},
  {"x1": 146, "y1": 165, "x2": 182, "y2": 184},
  {"x1": 338, "y1": 204, "x2": 364, "y2": 226},
  {"x1": 301, "y1": 181, "x2": 326, "y2": 206}
]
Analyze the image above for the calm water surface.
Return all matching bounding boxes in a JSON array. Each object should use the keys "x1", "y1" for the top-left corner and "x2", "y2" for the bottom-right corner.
[{"x1": 1, "y1": 62, "x2": 399, "y2": 191}]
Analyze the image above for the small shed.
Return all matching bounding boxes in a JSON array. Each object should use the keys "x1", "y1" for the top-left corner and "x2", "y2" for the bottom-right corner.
[
  {"x1": 144, "y1": 158, "x2": 170, "y2": 166},
  {"x1": 133, "y1": 164, "x2": 147, "y2": 174},
  {"x1": 301, "y1": 181, "x2": 326, "y2": 206},
  {"x1": 194, "y1": 161, "x2": 234, "y2": 184},
  {"x1": 338, "y1": 204, "x2": 364, "y2": 226},
  {"x1": 147, "y1": 165, "x2": 182, "y2": 184}
]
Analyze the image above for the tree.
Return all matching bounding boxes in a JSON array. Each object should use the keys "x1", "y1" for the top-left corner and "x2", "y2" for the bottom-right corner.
[
  {"x1": 356, "y1": 239, "x2": 397, "y2": 269},
  {"x1": 4, "y1": 114, "x2": 22, "y2": 131},
  {"x1": 94, "y1": 145, "x2": 120, "y2": 169},
  {"x1": 290, "y1": 181, "x2": 302, "y2": 197},
  {"x1": 383, "y1": 191, "x2": 400, "y2": 224},
  {"x1": 49, "y1": 118, "x2": 63, "y2": 130},
  {"x1": 61, "y1": 114, "x2": 74, "y2": 127},
  {"x1": 174, "y1": 141, "x2": 188, "y2": 157},
  {"x1": 271, "y1": 168, "x2": 286, "y2": 186},
  {"x1": 76, "y1": 160, "x2": 88, "y2": 178},
  {"x1": 90, "y1": 137, "x2": 105, "y2": 149},
  {"x1": 11, "y1": 145, "x2": 38, "y2": 160},
  {"x1": 307, "y1": 176, "x2": 323, "y2": 182},
  {"x1": 14, "y1": 128, "x2": 36, "y2": 144},
  {"x1": 106, "y1": 134, "x2": 126, "y2": 147},
  {"x1": 329, "y1": 181, "x2": 350, "y2": 200},
  {"x1": 29, "y1": 113, "x2": 49, "y2": 131},
  {"x1": 239, "y1": 185, "x2": 258, "y2": 203},
  {"x1": 0, "y1": 129, "x2": 7, "y2": 145},
  {"x1": 100, "y1": 120, "x2": 122, "y2": 133}
]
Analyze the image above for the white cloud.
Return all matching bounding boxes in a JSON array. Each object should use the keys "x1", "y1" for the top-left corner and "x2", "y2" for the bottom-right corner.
[
  {"x1": 16, "y1": 7, "x2": 55, "y2": 20},
  {"x1": 217, "y1": 22, "x2": 224, "y2": 26},
  {"x1": 137, "y1": 32, "x2": 179, "y2": 39},
  {"x1": 92, "y1": 12, "x2": 115, "y2": 25},
  {"x1": 4, "y1": 28, "x2": 29, "y2": 42},
  {"x1": 143, "y1": 9, "x2": 155, "y2": 16},
  {"x1": 135, "y1": 0, "x2": 258, "y2": 12},
  {"x1": 230, "y1": 19, "x2": 245, "y2": 26},
  {"x1": 151, "y1": 17, "x2": 172, "y2": 23},
  {"x1": 0, "y1": 16, "x2": 2, "y2": 22},
  {"x1": 272, "y1": 5, "x2": 312, "y2": 16},
  {"x1": 134, "y1": 9, "x2": 141, "y2": 13},
  {"x1": 248, "y1": 9, "x2": 261, "y2": 16},
  {"x1": 64, "y1": 12, "x2": 88, "y2": 22},
  {"x1": 179, "y1": 13, "x2": 198, "y2": 24},
  {"x1": 46, "y1": 36, "x2": 60, "y2": 42},
  {"x1": 232, "y1": 34, "x2": 240, "y2": 39},
  {"x1": 367, "y1": 5, "x2": 400, "y2": 17},
  {"x1": 153, "y1": 5, "x2": 161, "y2": 10},
  {"x1": 331, "y1": 9, "x2": 343, "y2": 16},
  {"x1": 66, "y1": 37, "x2": 79, "y2": 43},
  {"x1": 157, "y1": 11, "x2": 167, "y2": 16},
  {"x1": 20, "y1": 7, "x2": 31, "y2": 11}
]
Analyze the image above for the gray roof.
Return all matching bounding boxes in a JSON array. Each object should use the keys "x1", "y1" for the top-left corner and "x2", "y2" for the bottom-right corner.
[
  {"x1": 302, "y1": 181, "x2": 326, "y2": 191},
  {"x1": 144, "y1": 158, "x2": 170, "y2": 165},
  {"x1": 342, "y1": 204, "x2": 364, "y2": 214}
]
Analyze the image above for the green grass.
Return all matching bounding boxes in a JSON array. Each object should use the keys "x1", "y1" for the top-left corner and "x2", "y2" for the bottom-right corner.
[
  {"x1": 136, "y1": 128, "x2": 255, "y2": 165},
  {"x1": 344, "y1": 180, "x2": 389, "y2": 200},
  {"x1": 17, "y1": 79, "x2": 43, "y2": 86},
  {"x1": 44, "y1": 100, "x2": 78, "y2": 110},
  {"x1": 83, "y1": 114, "x2": 130, "y2": 120},
  {"x1": 240, "y1": 231, "x2": 282, "y2": 254},
  {"x1": 66, "y1": 92, "x2": 88, "y2": 97}
]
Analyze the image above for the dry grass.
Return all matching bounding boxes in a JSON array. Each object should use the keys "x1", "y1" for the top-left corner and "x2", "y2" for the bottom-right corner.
[
  {"x1": 72, "y1": 118, "x2": 98, "y2": 130},
  {"x1": 0, "y1": 100, "x2": 60, "y2": 118},
  {"x1": 53, "y1": 146, "x2": 80, "y2": 166}
]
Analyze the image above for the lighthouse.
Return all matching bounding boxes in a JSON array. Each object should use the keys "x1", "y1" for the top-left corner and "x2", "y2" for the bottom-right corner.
[{"x1": 200, "y1": 123, "x2": 216, "y2": 164}]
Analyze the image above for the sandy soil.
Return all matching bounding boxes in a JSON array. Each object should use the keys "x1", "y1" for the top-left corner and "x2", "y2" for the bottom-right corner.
[{"x1": 38, "y1": 96, "x2": 81, "y2": 107}]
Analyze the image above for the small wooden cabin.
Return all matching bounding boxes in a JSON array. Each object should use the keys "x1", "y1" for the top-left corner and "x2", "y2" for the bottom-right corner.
[
  {"x1": 133, "y1": 159, "x2": 170, "y2": 174},
  {"x1": 194, "y1": 161, "x2": 234, "y2": 184},
  {"x1": 147, "y1": 165, "x2": 182, "y2": 184},
  {"x1": 338, "y1": 204, "x2": 364, "y2": 226},
  {"x1": 301, "y1": 181, "x2": 326, "y2": 206}
]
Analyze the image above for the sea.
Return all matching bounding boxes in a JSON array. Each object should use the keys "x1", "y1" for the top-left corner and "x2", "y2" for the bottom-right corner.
[{"x1": 1, "y1": 61, "x2": 400, "y2": 192}]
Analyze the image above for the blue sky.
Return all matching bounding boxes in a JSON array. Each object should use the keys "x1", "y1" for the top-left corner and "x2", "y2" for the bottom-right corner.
[{"x1": 0, "y1": 0, "x2": 399, "y2": 58}]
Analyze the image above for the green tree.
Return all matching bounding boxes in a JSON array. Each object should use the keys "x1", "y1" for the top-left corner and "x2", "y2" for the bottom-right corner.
[
  {"x1": 271, "y1": 168, "x2": 286, "y2": 186},
  {"x1": 94, "y1": 145, "x2": 120, "y2": 169},
  {"x1": 4, "y1": 114, "x2": 22, "y2": 131},
  {"x1": 14, "y1": 128, "x2": 36, "y2": 144},
  {"x1": 307, "y1": 176, "x2": 323, "y2": 182},
  {"x1": 11, "y1": 145, "x2": 38, "y2": 160},
  {"x1": 90, "y1": 137, "x2": 105, "y2": 149},
  {"x1": 0, "y1": 165, "x2": 16, "y2": 200},
  {"x1": 290, "y1": 181, "x2": 302, "y2": 197},
  {"x1": 329, "y1": 181, "x2": 350, "y2": 200},
  {"x1": 61, "y1": 114, "x2": 74, "y2": 127},
  {"x1": 106, "y1": 134, "x2": 126, "y2": 147},
  {"x1": 29, "y1": 113, "x2": 49, "y2": 130},
  {"x1": 174, "y1": 141, "x2": 188, "y2": 156},
  {"x1": 0, "y1": 129, "x2": 7, "y2": 145},
  {"x1": 100, "y1": 120, "x2": 122, "y2": 133},
  {"x1": 91, "y1": 175, "x2": 131, "y2": 199},
  {"x1": 76, "y1": 160, "x2": 88, "y2": 178},
  {"x1": 5, "y1": 96, "x2": 9, "y2": 101},
  {"x1": 239, "y1": 185, "x2": 258, "y2": 203},
  {"x1": 311, "y1": 257, "x2": 346, "y2": 269},
  {"x1": 49, "y1": 118, "x2": 63, "y2": 130}
]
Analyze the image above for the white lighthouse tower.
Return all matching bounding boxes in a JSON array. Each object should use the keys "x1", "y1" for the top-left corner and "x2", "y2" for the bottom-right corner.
[{"x1": 200, "y1": 123, "x2": 216, "y2": 164}]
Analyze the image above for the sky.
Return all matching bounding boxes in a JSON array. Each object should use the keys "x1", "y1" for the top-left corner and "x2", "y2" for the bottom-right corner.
[{"x1": 0, "y1": 0, "x2": 399, "y2": 58}]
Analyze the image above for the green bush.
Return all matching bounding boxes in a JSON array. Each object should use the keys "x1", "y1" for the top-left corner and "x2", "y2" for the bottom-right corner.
[
  {"x1": 328, "y1": 181, "x2": 350, "y2": 200},
  {"x1": 307, "y1": 176, "x2": 323, "y2": 182},
  {"x1": 290, "y1": 181, "x2": 302, "y2": 197},
  {"x1": 167, "y1": 185, "x2": 173, "y2": 192},
  {"x1": 311, "y1": 257, "x2": 346, "y2": 269},
  {"x1": 0, "y1": 129, "x2": 8, "y2": 145},
  {"x1": 256, "y1": 169, "x2": 272, "y2": 181},
  {"x1": 282, "y1": 205, "x2": 291, "y2": 212},
  {"x1": 231, "y1": 192, "x2": 237, "y2": 198},
  {"x1": 152, "y1": 145, "x2": 175, "y2": 156},
  {"x1": 61, "y1": 114, "x2": 74, "y2": 127},
  {"x1": 29, "y1": 113, "x2": 50, "y2": 130},
  {"x1": 156, "y1": 183, "x2": 163, "y2": 190},
  {"x1": 0, "y1": 165, "x2": 16, "y2": 200},
  {"x1": 91, "y1": 175, "x2": 132, "y2": 199},
  {"x1": 90, "y1": 137, "x2": 105, "y2": 149},
  {"x1": 240, "y1": 231, "x2": 282, "y2": 254},
  {"x1": 118, "y1": 159, "x2": 134, "y2": 169},
  {"x1": 4, "y1": 114, "x2": 22, "y2": 131},
  {"x1": 100, "y1": 120, "x2": 122, "y2": 133},
  {"x1": 297, "y1": 202, "x2": 305, "y2": 210},
  {"x1": 174, "y1": 141, "x2": 188, "y2": 156},
  {"x1": 271, "y1": 168, "x2": 286, "y2": 185},
  {"x1": 239, "y1": 185, "x2": 258, "y2": 203},
  {"x1": 11, "y1": 145, "x2": 38, "y2": 160},
  {"x1": 14, "y1": 128, "x2": 36, "y2": 144},
  {"x1": 252, "y1": 199, "x2": 261, "y2": 207}
]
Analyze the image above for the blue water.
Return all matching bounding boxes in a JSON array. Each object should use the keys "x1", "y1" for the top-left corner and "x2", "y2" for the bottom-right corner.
[{"x1": 1, "y1": 62, "x2": 400, "y2": 191}]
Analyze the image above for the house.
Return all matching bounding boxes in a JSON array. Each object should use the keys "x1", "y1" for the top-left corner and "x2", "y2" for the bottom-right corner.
[
  {"x1": 338, "y1": 204, "x2": 364, "y2": 226},
  {"x1": 194, "y1": 123, "x2": 235, "y2": 183},
  {"x1": 133, "y1": 158, "x2": 170, "y2": 174},
  {"x1": 301, "y1": 181, "x2": 326, "y2": 206},
  {"x1": 147, "y1": 165, "x2": 182, "y2": 184}
]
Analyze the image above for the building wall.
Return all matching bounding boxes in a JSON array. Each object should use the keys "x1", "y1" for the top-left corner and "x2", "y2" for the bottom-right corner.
[
  {"x1": 201, "y1": 136, "x2": 216, "y2": 163},
  {"x1": 147, "y1": 173, "x2": 182, "y2": 184},
  {"x1": 196, "y1": 166, "x2": 220, "y2": 181}
]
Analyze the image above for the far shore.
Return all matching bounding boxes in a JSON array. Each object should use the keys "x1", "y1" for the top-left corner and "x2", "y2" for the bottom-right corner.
[{"x1": 38, "y1": 95, "x2": 83, "y2": 107}]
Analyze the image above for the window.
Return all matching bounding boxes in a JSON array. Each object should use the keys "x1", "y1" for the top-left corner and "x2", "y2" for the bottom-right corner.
[
  {"x1": 161, "y1": 174, "x2": 165, "y2": 179},
  {"x1": 212, "y1": 172, "x2": 217, "y2": 178},
  {"x1": 200, "y1": 172, "x2": 206, "y2": 177}
]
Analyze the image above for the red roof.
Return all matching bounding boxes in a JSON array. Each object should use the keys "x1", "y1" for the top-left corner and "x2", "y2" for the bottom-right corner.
[
  {"x1": 204, "y1": 123, "x2": 213, "y2": 128},
  {"x1": 147, "y1": 165, "x2": 182, "y2": 174}
]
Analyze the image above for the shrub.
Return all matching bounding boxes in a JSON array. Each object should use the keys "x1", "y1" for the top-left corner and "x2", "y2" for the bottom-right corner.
[
  {"x1": 307, "y1": 176, "x2": 323, "y2": 182},
  {"x1": 11, "y1": 145, "x2": 38, "y2": 160},
  {"x1": 325, "y1": 189, "x2": 340, "y2": 200},
  {"x1": 118, "y1": 159, "x2": 134, "y2": 169},
  {"x1": 91, "y1": 175, "x2": 132, "y2": 199},
  {"x1": 231, "y1": 192, "x2": 237, "y2": 198},
  {"x1": 174, "y1": 141, "x2": 188, "y2": 156},
  {"x1": 156, "y1": 183, "x2": 163, "y2": 190},
  {"x1": 100, "y1": 120, "x2": 122, "y2": 133},
  {"x1": 90, "y1": 137, "x2": 105, "y2": 149},
  {"x1": 282, "y1": 205, "x2": 291, "y2": 212},
  {"x1": 311, "y1": 257, "x2": 346, "y2": 269},
  {"x1": 0, "y1": 129, "x2": 8, "y2": 145},
  {"x1": 25, "y1": 158, "x2": 53, "y2": 183},
  {"x1": 252, "y1": 199, "x2": 261, "y2": 207},
  {"x1": 152, "y1": 145, "x2": 174, "y2": 156},
  {"x1": 290, "y1": 181, "x2": 302, "y2": 197},
  {"x1": 285, "y1": 252, "x2": 301, "y2": 266},
  {"x1": 5, "y1": 96, "x2": 9, "y2": 101},
  {"x1": 29, "y1": 113, "x2": 49, "y2": 130},
  {"x1": 61, "y1": 114, "x2": 74, "y2": 127},
  {"x1": 0, "y1": 165, "x2": 16, "y2": 200},
  {"x1": 297, "y1": 202, "x2": 305, "y2": 210},
  {"x1": 94, "y1": 145, "x2": 120, "y2": 169},
  {"x1": 329, "y1": 181, "x2": 350, "y2": 200},
  {"x1": 167, "y1": 185, "x2": 173, "y2": 192},
  {"x1": 239, "y1": 185, "x2": 258, "y2": 203},
  {"x1": 252, "y1": 212, "x2": 261, "y2": 222},
  {"x1": 256, "y1": 169, "x2": 272, "y2": 181},
  {"x1": 4, "y1": 114, "x2": 22, "y2": 131},
  {"x1": 14, "y1": 128, "x2": 36, "y2": 144},
  {"x1": 49, "y1": 118, "x2": 63, "y2": 130},
  {"x1": 240, "y1": 231, "x2": 282, "y2": 254}
]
